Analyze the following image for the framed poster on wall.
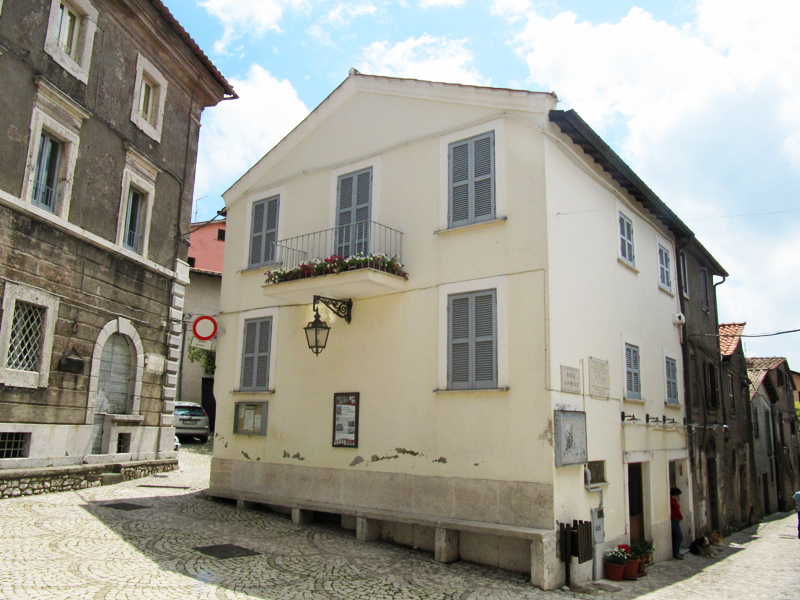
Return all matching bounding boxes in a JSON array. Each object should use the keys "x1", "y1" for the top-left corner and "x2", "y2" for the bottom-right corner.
[{"x1": 332, "y1": 392, "x2": 359, "y2": 447}]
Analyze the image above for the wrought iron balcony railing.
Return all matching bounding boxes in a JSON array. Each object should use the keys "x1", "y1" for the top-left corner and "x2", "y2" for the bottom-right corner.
[{"x1": 271, "y1": 220, "x2": 403, "y2": 272}]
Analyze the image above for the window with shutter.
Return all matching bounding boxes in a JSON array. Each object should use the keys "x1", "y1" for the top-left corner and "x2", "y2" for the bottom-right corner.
[
  {"x1": 665, "y1": 357, "x2": 678, "y2": 404},
  {"x1": 699, "y1": 268, "x2": 709, "y2": 312},
  {"x1": 679, "y1": 251, "x2": 690, "y2": 298},
  {"x1": 658, "y1": 245, "x2": 671, "y2": 291},
  {"x1": 249, "y1": 195, "x2": 279, "y2": 268},
  {"x1": 448, "y1": 131, "x2": 495, "y2": 228},
  {"x1": 336, "y1": 168, "x2": 372, "y2": 257},
  {"x1": 728, "y1": 373, "x2": 736, "y2": 413},
  {"x1": 625, "y1": 343, "x2": 641, "y2": 399},
  {"x1": 753, "y1": 406, "x2": 760, "y2": 437},
  {"x1": 448, "y1": 289, "x2": 497, "y2": 389},
  {"x1": 240, "y1": 317, "x2": 272, "y2": 391},
  {"x1": 619, "y1": 212, "x2": 635, "y2": 266}
]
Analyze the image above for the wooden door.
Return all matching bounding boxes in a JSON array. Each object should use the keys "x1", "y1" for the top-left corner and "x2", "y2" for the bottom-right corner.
[{"x1": 628, "y1": 463, "x2": 644, "y2": 541}]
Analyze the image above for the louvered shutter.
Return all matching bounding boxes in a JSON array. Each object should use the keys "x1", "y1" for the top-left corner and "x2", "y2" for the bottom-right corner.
[
  {"x1": 625, "y1": 344, "x2": 641, "y2": 399},
  {"x1": 249, "y1": 200, "x2": 265, "y2": 267},
  {"x1": 249, "y1": 196, "x2": 279, "y2": 267},
  {"x1": 619, "y1": 213, "x2": 634, "y2": 264},
  {"x1": 355, "y1": 169, "x2": 371, "y2": 254},
  {"x1": 700, "y1": 268, "x2": 709, "y2": 311},
  {"x1": 659, "y1": 246, "x2": 671, "y2": 289},
  {"x1": 665, "y1": 357, "x2": 678, "y2": 404},
  {"x1": 449, "y1": 295, "x2": 471, "y2": 390},
  {"x1": 449, "y1": 132, "x2": 495, "y2": 228},
  {"x1": 264, "y1": 197, "x2": 279, "y2": 263},
  {"x1": 241, "y1": 317, "x2": 271, "y2": 390},
  {"x1": 336, "y1": 168, "x2": 371, "y2": 258},
  {"x1": 473, "y1": 291, "x2": 497, "y2": 389}
]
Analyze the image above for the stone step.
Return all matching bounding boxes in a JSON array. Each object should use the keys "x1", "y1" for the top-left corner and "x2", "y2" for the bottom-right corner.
[{"x1": 99, "y1": 473, "x2": 124, "y2": 486}]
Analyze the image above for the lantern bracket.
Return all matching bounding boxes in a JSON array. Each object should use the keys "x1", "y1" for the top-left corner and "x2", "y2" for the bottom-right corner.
[{"x1": 314, "y1": 295, "x2": 352, "y2": 324}]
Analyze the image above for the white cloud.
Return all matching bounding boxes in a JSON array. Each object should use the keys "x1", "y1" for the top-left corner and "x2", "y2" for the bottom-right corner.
[
  {"x1": 325, "y1": 2, "x2": 377, "y2": 27},
  {"x1": 199, "y1": 0, "x2": 310, "y2": 53},
  {"x1": 419, "y1": 0, "x2": 465, "y2": 8},
  {"x1": 358, "y1": 35, "x2": 488, "y2": 86},
  {"x1": 194, "y1": 65, "x2": 309, "y2": 213},
  {"x1": 490, "y1": 0, "x2": 529, "y2": 19}
]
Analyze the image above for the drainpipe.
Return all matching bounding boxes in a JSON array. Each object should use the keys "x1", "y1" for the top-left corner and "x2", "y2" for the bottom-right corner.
[{"x1": 714, "y1": 275, "x2": 728, "y2": 436}]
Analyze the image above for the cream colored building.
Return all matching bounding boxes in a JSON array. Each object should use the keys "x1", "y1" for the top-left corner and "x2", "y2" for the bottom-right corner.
[{"x1": 209, "y1": 71, "x2": 693, "y2": 588}]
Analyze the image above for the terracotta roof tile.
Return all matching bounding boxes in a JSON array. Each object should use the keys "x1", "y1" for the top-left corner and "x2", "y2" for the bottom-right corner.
[
  {"x1": 719, "y1": 322, "x2": 746, "y2": 356},
  {"x1": 746, "y1": 357, "x2": 787, "y2": 399}
]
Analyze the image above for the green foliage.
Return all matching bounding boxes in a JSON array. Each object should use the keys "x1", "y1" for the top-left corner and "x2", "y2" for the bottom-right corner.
[
  {"x1": 187, "y1": 347, "x2": 216, "y2": 376},
  {"x1": 630, "y1": 539, "x2": 654, "y2": 559},
  {"x1": 604, "y1": 547, "x2": 629, "y2": 565}
]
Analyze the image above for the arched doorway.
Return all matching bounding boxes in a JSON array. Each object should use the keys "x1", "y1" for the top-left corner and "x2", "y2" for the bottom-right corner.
[{"x1": 91, "y1": 333, "x2": 134, "y2": 454}]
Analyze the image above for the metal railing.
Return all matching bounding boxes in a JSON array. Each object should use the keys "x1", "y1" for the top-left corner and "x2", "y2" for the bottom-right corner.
[
  {"x1": 271, "y1": 220, "x2": 403, "y2": 271},
  {"x1": 32, "y1": 180, "x2": 56, "y2": 212}
]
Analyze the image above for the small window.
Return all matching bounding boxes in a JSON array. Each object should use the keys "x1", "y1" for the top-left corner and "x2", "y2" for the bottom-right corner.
[
  {"x1": 619, "y1": 212, "x2": 635, "y2": 267},
  {"x1": 449, "y1": 131, "x2": 495, "y2": 228},
  {"x1": 187, "y1": 257, "x2": 196, "y2": 268},
  {"x1": 217, "y1": 229, "x2": 226, "y2": 241},
  {"x1": 728, "y1": 373, "x2": 736, "y2": 413},
  {"x1": 665, "y1": 357, "x2": 679, "y2": 405},
  {"x1": 122, "y1": 187, "x2": 145, "y2": 253},
  {"x1": 586, "y1": 460, "x2": 606, "y2": 485},
  {"x1": 240, "y1": 317, "x2": 272, "y2": 391},
  {"x1": 56, "y1": 3, "x2": 80, "y2": 58},
  {"x1": 7, "y1": 302, "x2": 45, "y2": 372},
  {"x1": 32, "y1": 132, "x2": 62, "y2": 213},
  {"x1": 0, "y1": 432, "x2": 31, "y2": 459},
  {"x1": 234, "y1": 402, "x2": 268, "y2": 436},
  {"x1": 249, "y1": 196, "x2": 279, "y2": 268},
  {"x1": 44, "y1": 0, "x2": 98, "y2": 84},
  {"x1": 679, "y1": 251, "x2": 689, "y2": 298},
  {"x1": 625, "y1": 343, "x2": 641, "y2": 400},
  {"x1": 130, "y1": 53, "x2": 168, "y2": 142},
  {"x1": 777, "y1": 370, "x2": 785, "y2": 387},
  {"x1": 703, "y1": 362, "x2": 718, "y2": 407},
  {"x1": 448, "y1": 289, "x2": 497, "y2": 390},
  {"x1": 753, "y1": 406, "x2": 760, "y2": 437},
  {"x1": 658, "y1": 244, "x2": 672, "y2": 292},
  {"x1": 138, "y1": 77, "x2": 157, "y2": 124},
  {"x1": 699, "y1": 267, "x2": 710, "y2": 312},
  {"x1": 116, "y1": 432, "x2": 131, "y2": 453}
]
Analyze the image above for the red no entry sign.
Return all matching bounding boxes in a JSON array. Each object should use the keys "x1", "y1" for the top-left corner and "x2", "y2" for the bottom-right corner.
[{"x1": 192, "y1": 316, "x2": 218, "y2": 341}]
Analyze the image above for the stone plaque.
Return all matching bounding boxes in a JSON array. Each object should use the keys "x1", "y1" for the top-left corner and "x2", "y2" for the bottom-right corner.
[
  {"x1": 554, "y1": 410, "x2": 588, "y2": 467},
  {"x1": 589, "y1": 357, "x2": 610, "y2": 398},
  {"x1": 145, "y1": 353, "x2": 165, "y2": 374},
  {"x1": 560, "y1": 365, "x2": 581, "y2": 394}
]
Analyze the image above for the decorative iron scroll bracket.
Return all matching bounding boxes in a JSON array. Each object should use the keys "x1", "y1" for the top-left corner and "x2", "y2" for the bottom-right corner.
[{"x1": 313, "y1": 296, "x2": 353, "y2": 324}]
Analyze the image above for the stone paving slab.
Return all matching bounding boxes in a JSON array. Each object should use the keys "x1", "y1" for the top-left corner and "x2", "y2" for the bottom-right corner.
[{"x1": 2, "y1": 441, "x2": 799, "y2": 599}]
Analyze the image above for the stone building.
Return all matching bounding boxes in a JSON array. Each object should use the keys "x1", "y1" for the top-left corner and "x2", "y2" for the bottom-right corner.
[{"x1": 0, "y1": 0, "x2": 234, "y2": 481}]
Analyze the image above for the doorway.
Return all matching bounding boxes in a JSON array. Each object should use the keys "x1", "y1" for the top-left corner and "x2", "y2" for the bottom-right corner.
[
  {"x1": 91, "y1": 334, "x2": 133, "y2": 454},
  {"x1": 201, "y1": 377, "x2": 217, "y2": 432},
  {"x1": 707, "y1": 458, "x2": 720, "y2": 531},
  {"x1": 628, "y1": 462, "x2": 644, "y2": 542}
]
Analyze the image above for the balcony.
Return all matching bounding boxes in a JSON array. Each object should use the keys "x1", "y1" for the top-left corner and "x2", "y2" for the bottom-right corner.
[{"x1": 262, "y1": 220, "x2": 406, "y2": 303}]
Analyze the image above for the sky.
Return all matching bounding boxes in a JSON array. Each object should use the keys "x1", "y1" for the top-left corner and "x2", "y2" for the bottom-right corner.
[{"x1": 166, "y1": 0, "x2": 799, "y2": 367}]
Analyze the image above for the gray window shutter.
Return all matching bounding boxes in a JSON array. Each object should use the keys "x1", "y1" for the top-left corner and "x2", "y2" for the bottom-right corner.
[
  {"x1": 449, "y1": 132, "x2": 495, "y2": 228},
  {"x1": 249, "y1": 196, "x2": 279, "y2": 267},
  {"x1": 448, "y1": 290, "x2": 497, "y2": 390},
  {"x1": 700, "y1": 268, "x2": 709, "y2": 311},
  {"x1": 665, "y1": 357, "x2": 678, "y2": 404},
  {"x1": 626, "y1": 344, "x2": 641, "y2": 399},
  {"x1": 241, "y1": 317, "x2": 271, "y2": 390},
  {"x1": 337, "y1": 168, "x2": 372, "y2": 257},
  {"x1": 619, "y1": 213, "x2": 634, "y2": 264}
]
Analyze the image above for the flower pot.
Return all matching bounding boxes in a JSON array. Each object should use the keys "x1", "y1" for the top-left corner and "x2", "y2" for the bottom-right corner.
[
  {"x1": 623, "y1": 559, "x2": 641, "y2": 580},
  {"x1": 605, "y1": 562, "x2": 625, "y2": 581},
  {"x1": 638, "y1": 558, "x2": 648, "y2": 575}
]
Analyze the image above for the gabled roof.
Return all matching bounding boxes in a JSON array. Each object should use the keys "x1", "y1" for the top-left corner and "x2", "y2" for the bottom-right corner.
[
  {"x1": 549, "y1": 109, "x2": 727, "y2": 276},
  {"x1": 746, "y1": 357, "x2": 787, "y2": 399},
  {"x1": 719, "y1": 323, "x2": 746, "y2": 356}
]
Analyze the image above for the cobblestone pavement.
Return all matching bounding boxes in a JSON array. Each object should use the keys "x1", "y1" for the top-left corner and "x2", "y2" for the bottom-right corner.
[{"x1": 2, "y1": 441, "x2": 799, "y2": 599}]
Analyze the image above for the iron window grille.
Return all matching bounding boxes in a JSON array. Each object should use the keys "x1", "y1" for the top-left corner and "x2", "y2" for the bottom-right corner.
[
  {"x1": 7, "y1": 302, "x2": 45, "y2": 372},
  {"x1": 0, "y1": 432, "x2": 31, "y2": 459}
]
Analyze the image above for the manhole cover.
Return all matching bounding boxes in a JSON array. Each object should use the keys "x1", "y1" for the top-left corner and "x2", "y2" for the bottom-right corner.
[
  {"x1": 103, "y1": 503, "x2": 149, "y2": 511},
  {"x1": 194, "y1": 544, "x2": 261, "y2": 559}
]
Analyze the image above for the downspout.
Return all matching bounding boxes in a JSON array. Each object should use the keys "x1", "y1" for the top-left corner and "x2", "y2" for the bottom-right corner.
[{"x1": 714, "y1": 275, "x2": 728, "y2": 436}]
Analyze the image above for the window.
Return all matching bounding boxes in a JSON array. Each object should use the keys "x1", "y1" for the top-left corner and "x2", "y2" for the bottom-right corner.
[
  {"x1": 337, "y1": 168, "x2": 372, "y2": 257},
  {"x1": 0, "y1": 432, "x2": 31, "y2": 459},
  {"x1": 679, "y1": 251, "x2": 690, "y2": 297},
  {"x1": 449, "y1": 131, "x2": 495, "y2": 228},
  {"x1": 116, "y1": 433, "x2": 131, "y2": 454},
  {"x1": 658, "y1": 244, "x2": 672, "y2": 292},
  {"x1": 586, "y1": 460, "x2": 606, "y2": 485},
  {"x1": 753, "y1": 407, "x2": 760, "y2": 437},
  {"x1": 619, "y1": 212, "x2": 635, "y2": 267},
  {"x1": 777, "y1": 369, "x2": 785, "y2": 387},
  {"x1": 234, "y1": 402, "x2": 268, "y2": 435},
  {"x1": 130, "y1": 53, "x2": 168, "y2": 142},
  {"x1": 249, "y1": 196, "x2": 279, "y2": 268},
  {"x1": 699, "y1": 267, "x2": 710, "y2": 312},
  {"x1": 32, "y1": 132, "x2": 62, "y2": 213},
  {"x1": 217, "y1": 229, "x2": 226, "y2": 242},
  {"x1": 116, "y1": 147, "x2": 158, "y2": 257},
  {"x1": 665, "y1": 357, "x2": 679, "y2": 405},
  {"x1": 122, "y1": 187, "x2": 145, "y2": 253},
  {"x1": 728, "y1": 373, "x2": 736, "y2": 413},
  {"x1": 240, "y1": 317, "x2": 272, "y2": 391},
  {"x1": 625, "y1": 343, "x2": 641, "y2": 400},
  {"x1": 187, "y1": 257, "x2": 196, "y2": 268},
  {"x1": 0, "y1": 283, "x2": 59, "y2": 389},
  {"x1": 765, "y1": 409, "x2": 772, "y2": 453},
  {"x1": 448, "y1": 289, "x2": 497, "y2": 390},
  {"x1": 703, "y1": 362, "x2": 719, "y2": 407},
  {"x1": 44, "y1": 0, "x2": 98, "y2": 84}
]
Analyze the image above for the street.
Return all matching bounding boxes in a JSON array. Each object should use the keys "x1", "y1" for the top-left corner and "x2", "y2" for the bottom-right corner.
[{"x1": 1, "y1": 442, "x2": 799, "y2": 600}]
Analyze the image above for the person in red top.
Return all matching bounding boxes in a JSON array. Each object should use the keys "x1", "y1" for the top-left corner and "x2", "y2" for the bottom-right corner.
[{"x1": 671, "y1": 487, "x2": 684, "y2": 559}]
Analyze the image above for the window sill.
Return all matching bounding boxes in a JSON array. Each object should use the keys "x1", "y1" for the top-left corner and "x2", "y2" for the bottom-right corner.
[
  {"x1": 617, "y1": 258, "x2": 639, "y2": 273},
  {"x1": 664, "y1": 402, "x2": 682, "y2": 410},
  {"x1": 435, "y1": 216, "x2": 507, "y2": 235},
  {"x1": 624, "y1": 397, "x2": 645, "y2": 404},
  {"x1": 434, "y1": 387, "x2": 510, "y2": 394},
  {"x1": 232, "y1": 389, "x2": 275, "y2": 395},
  {"x1": 659, "y1": 285, "x2": 675, "y2": 297}
]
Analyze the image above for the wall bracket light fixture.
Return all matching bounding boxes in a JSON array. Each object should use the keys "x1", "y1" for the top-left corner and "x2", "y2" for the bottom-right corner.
[{"x1": 303, "y1": 295, "x2": 353, "y2": 356}]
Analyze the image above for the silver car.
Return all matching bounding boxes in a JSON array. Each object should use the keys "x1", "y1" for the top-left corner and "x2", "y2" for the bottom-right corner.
[{"x1": 174, "y1": 402, "x2": 210, "y2": 443}]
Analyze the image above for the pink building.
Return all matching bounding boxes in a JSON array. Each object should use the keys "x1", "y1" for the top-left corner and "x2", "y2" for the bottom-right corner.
[{"x1": 187, "y1": 219, "x2": 226, "y2": 273}]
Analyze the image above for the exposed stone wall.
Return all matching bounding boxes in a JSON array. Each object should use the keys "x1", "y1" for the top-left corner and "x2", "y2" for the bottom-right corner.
[{"x1": 121, "y1": 460, "x2": 178, "y2": 481}]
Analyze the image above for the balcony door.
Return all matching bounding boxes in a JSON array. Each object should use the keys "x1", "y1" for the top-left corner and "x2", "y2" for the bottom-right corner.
[{"x1": 336, "y1": 168, "x2": 371, "y2": 258}]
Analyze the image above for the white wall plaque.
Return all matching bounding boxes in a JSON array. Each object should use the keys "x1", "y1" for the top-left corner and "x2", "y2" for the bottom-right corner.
[
  {"x1": 554, "y1": 410, "x2": 588, "y2": 467},
  {"x1": 589, "y1": 357, "x2": 610, "y2": 398},
  {"x1": 560, "y1": 365, "x2": 581, "y2": 394},
  {"x1": 145, "y1": 353, "x2": 166, "y2": 374}
]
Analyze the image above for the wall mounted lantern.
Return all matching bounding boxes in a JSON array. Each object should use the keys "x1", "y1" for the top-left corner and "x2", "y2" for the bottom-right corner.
[{"x1": 304, "y1": 295, "x2": 352, "y2": 356}]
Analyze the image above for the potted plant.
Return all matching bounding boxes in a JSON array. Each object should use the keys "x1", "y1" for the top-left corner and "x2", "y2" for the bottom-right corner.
[
  {"x1": 631, "y1": 539, "x2": 655, "y2": 572},
  {"x1": 603, "y1": 547, "x2": 628, "y2": 581},
  {"x1": 617, "y1": 544, "x2": 640, "y2": 580}
]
